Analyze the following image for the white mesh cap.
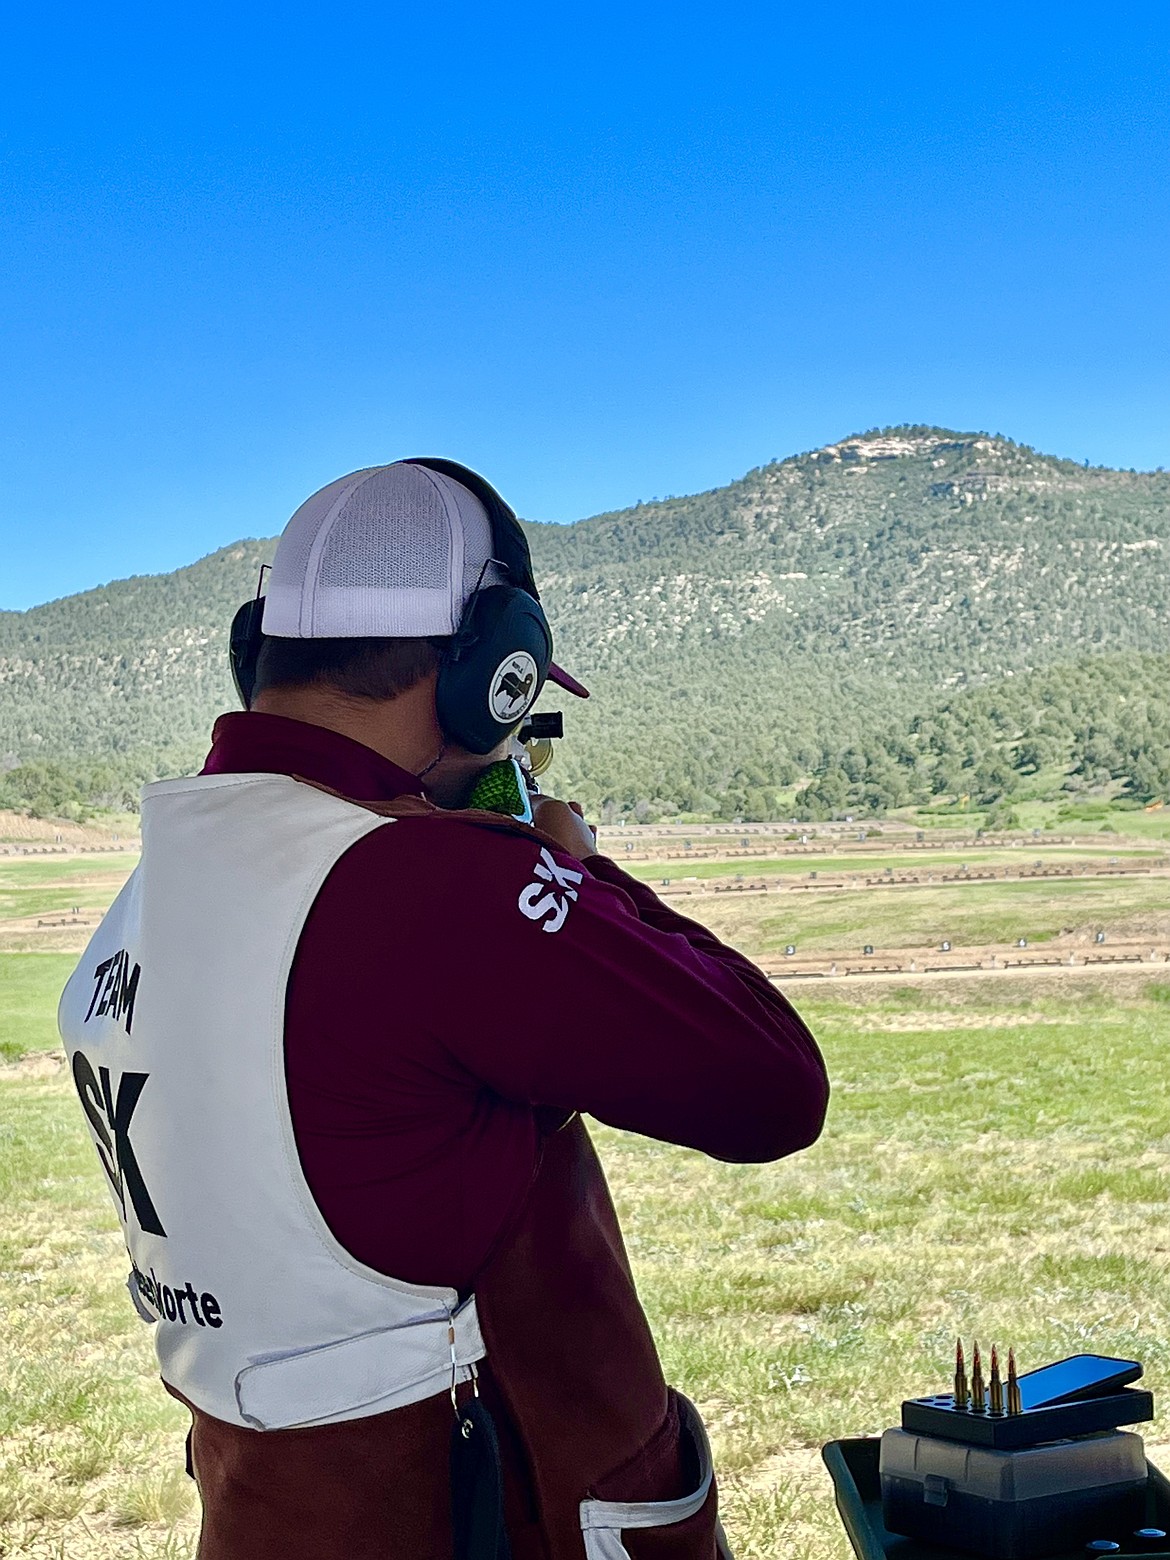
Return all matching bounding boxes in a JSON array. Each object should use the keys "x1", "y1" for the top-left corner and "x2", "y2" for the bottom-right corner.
[{"x1": 262, "y1": 463, "x2": 506, "y2": 639}]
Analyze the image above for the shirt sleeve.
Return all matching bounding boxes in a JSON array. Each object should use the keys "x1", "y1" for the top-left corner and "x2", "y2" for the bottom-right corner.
[{"x1": 424, "y1": 832, "x2": 829, "y2": 1165}]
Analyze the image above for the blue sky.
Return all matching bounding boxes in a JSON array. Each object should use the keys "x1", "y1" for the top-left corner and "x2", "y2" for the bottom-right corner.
[{"x1": 1, "y1": 2, "x2": 1167, "y2": 610}]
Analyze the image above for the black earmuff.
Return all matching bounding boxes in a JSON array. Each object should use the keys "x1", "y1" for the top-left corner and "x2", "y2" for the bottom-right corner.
[
  {"x1": 434, "y1": 584, "x2": 552, "y2": 754},
  {"x1": 226, "y1": 459, "x2": 555, "y2": 748},
  {"x1": 399, "y1": 458, "x2": 556, "y2": 754},
  {"x1": 229, "y1": 593, "x2": 266, "y2": 710}
]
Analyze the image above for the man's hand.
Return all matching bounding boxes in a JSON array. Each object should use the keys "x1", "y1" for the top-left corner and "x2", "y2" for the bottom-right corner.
[{"x1": 531, "y1": 797, "x2": 598, "y2": 859}]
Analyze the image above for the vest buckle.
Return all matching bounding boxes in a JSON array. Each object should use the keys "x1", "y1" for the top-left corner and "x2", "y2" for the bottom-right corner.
[{"x1": 449, "y1": 1315, "x2": 480, "y2": 1419}]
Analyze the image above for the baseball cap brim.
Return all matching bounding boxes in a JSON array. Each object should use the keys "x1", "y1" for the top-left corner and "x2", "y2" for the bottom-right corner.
[{"x1": 548, "y1": 662, "x2": 590, "y2": 699}]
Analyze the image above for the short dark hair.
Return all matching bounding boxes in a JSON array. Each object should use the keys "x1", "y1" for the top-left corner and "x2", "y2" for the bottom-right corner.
[{"x1": 253, "y1": 636, "x2": 449, "y2": 701}]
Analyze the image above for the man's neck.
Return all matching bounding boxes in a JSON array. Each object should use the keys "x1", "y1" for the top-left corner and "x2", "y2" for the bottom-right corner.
[{"x1": 250, "y1": 682, "x2": 443, "y2": 778}]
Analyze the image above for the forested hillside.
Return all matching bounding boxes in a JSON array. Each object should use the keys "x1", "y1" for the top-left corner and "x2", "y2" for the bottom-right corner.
[{"x1": 2, "y1": 426, "x2": 1168, "y2": 821}]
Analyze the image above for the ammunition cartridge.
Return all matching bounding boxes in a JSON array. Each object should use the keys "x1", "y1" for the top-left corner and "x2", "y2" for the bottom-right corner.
[
  {"x1": 1006, "y1": 1347, "x2": 1023, "y2": 1416},
  {"x1": 953, "y1": 1337, "x2": 969, "y2": 1409},
  {"x1": 970, "y1": 1341, "x2": 986, "y2": 1412},
  {"x1": 989, "y1": 1345, "x2": 1004, "y2": 1415}
]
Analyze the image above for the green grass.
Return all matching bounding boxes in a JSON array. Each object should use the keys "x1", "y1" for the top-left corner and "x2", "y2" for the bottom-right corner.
[
  {"x1": 679, "y1": 875, "x2": 1170, "y2": 958},
  {"x1": 624, "y1": 845, "x2": 1159, "y2": 883},
  {"x1": 1007, "y1": 798, "x2": 1170, "y2": 842},
  {"x1": 600, "y1": 981, "x2": 1170, "y2": 1551},
  {"x1": 0, "y1": 953, "x2": 78, "y2": 1061},
  {"x1": 7, "y1": 980, "x2": 1170, "y2": 1556},
  {"x1": 1080, "y1": 810, "x2": 1170, "y2": 842},
  {"x1": 0, "y1": 855, "x2": 138, "y2": 890},
  {"x1": 0, "y1": 1068, "x2": 196, "y2": 1555},
  {"x1": 893, "y1": 793, "x2": 1170, "y2": 844},
  {"x1": 6, "y1": 842, "x2": 1170, "y2": 1554},
  {"x1": 0, "y1": 856, "x2": 137, "y2": 926},
  {"x1": 0, "y1": 885, "x2": 124, "y2": 920}
]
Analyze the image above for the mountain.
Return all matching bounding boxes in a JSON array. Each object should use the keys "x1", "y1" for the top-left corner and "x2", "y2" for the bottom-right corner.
[{"x1": 2, "y1": 426, "x2": 1169, "y2": 821}]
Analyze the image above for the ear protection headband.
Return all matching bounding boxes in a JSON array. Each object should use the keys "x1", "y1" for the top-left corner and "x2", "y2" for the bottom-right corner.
[
  {"x1": 228, "y1": 459, "x2": 554, "y2": 756},
  {"x1": 229, "y1": 589, "x2": 267, "y2": 712}
]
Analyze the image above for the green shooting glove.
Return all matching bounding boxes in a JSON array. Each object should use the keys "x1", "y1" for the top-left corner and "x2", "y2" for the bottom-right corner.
[{"x1": 467, "y1": 757, "x2": 534, "y2": 825}]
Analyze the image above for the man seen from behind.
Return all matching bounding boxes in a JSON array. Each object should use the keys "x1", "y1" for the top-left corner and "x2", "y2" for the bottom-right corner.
[{"x1": 59, "y1": 459, "x2": 830, "y2": 1560}]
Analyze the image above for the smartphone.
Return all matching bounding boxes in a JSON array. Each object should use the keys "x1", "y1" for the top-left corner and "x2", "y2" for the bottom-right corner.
[{"x1": 1017, "y1": 1353, "x2": 1142, "y2": 1409}]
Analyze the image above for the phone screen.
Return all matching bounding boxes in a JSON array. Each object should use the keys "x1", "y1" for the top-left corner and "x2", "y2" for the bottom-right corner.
[{"x1": 1017, "y1": 1354, "x2": 1141, "y2": 1409}]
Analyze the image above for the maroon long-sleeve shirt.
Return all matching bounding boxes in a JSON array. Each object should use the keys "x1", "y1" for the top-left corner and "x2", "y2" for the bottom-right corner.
[{"x1": 202, "y1": 712, "x2": 828, "y2": 1290}]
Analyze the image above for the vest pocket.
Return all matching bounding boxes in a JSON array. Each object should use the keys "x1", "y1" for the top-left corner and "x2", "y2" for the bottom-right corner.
[
  {"x1": 233, "y1": 1297, "x2": 485, "y2": 1430},
  {"x1": 579, "y1": 1393, "x2": 717, "y2": 1560}
]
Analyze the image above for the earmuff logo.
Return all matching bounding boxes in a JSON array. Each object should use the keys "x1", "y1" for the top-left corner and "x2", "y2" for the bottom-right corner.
[{"x1": 489, "y1": 652, "x2": 539, "y2": 724}]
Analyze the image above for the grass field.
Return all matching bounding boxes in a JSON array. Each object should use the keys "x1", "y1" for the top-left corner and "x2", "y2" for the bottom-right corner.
[
  {"x1": 1011, "y1": 801, "x2": 1170, "y2": 843},
  {"x1": 5, "y1": 852, "x2": 1170, "y2": 1556},
  {"x1": 0, "y1": 855, "x2": 140, "y2": 958},
  {"x1": 680, "y1": 875, "x2": 1170, "y2": 959},
  {"x1": 621, "y1": 846, "x2": 1162, "y2": 878},
  {"x1": 0, "y1": 954, "x2": 81, "y2": 1061}
]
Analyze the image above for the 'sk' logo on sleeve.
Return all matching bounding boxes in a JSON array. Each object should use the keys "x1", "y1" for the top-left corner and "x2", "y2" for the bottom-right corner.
[{"x1": 517, "y1": 847, "x2": 584, "y2": 935}]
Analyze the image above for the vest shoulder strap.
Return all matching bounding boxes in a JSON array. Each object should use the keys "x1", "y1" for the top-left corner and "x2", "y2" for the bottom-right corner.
[{"x1": 290, "y1": 776, "x2": 574, "y2": 858}]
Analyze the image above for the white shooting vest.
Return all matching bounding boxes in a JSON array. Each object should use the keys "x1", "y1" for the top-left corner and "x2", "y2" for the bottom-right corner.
[{"x1": 58, "y1": 772, "x2": 485, "y2": 1431}]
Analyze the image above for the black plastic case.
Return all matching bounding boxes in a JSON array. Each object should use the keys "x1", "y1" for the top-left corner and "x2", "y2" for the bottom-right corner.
[
  {"x1": 879, "y1": 1428, "x2": 1147, "y2": 1558},
  {"x1": 824, "y1": 1438, "x2": 1170, "y2": 1560}
]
